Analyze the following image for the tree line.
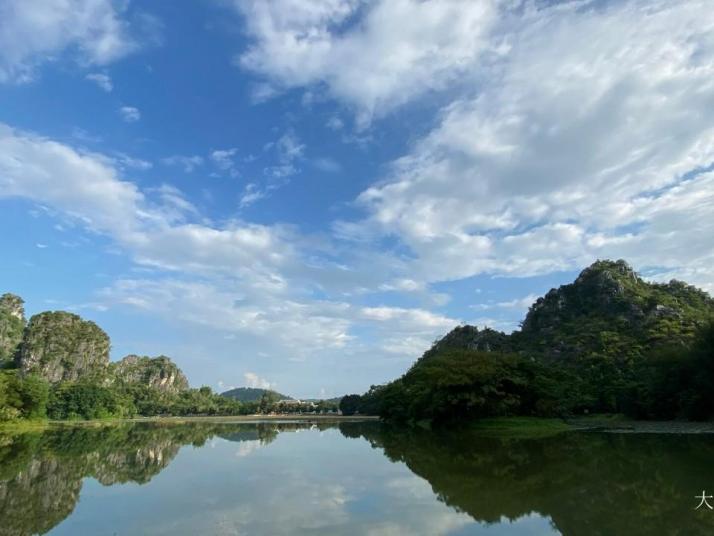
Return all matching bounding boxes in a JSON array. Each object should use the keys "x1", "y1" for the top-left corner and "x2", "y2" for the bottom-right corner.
[{"x1": 340, "y1": 321, "x2": 714, "y2": 423}]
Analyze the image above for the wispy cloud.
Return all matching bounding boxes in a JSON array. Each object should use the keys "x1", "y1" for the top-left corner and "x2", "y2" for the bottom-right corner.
[
  {"x1": 85, "y1": 72, "x2": 113, "y2": 92},
  {"x1": 118, "y1": 106, "x2": 140, "y2": 123},
  {"x1": 162, "y1": 155, "x2": 204, "y2": 173},
  {"x1": 0, "y1": 0, "x2": 137, "y2": 83}
]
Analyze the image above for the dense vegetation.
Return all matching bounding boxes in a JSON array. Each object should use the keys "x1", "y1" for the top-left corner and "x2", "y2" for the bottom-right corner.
[
  {"x1": 350, "y1": 260, "x2": 714, "y2": 423},
  {"x1": 0, "y1": 295, "x2": 340, "y2": 422}
]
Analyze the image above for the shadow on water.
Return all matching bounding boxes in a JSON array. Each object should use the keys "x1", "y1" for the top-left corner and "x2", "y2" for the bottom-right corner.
[
  {"x1": 339, "y1": 421, "x2": 714, "y2": 536},
  {"x1": 1, "y1": 420, "x2": 714, "y2": 535}
]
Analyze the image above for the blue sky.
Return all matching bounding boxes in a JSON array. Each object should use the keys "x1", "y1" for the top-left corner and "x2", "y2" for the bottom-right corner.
[{"x1": 1, "y1": 0, "x2": 712, "y2": 398}]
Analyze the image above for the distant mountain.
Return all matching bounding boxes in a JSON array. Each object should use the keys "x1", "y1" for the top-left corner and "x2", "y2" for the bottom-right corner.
[{"x1": 220, "y1": 387, "x2": 293, "y2": 402}]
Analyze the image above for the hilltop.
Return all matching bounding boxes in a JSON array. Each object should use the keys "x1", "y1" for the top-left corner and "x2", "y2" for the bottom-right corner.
[
  {"x1": 220, "y1": 387, "x2": 293, "y2": 403},
  {"x1": 354, "y1": 260, "x2": 714, "y2": 423}
]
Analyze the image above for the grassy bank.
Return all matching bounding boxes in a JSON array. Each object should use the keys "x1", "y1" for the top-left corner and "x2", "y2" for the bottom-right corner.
[{"x1": 0, "y1": 413, "x2": 379, "y2": 433}]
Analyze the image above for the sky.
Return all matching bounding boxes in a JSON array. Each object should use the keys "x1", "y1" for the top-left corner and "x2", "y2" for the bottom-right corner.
[{"x1": 0, "y1": 0, "x2": 713, "y2": 398}]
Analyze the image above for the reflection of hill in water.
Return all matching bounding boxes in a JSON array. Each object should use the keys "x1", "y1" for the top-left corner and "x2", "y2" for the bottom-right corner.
[
  {"x1": 4, "y1": 421, "x2": 711, "y2": 536},
  {"x1": 339, "y1": 422, "x2": 714, "y2": 536},
  {"x1": 0, "y1": 422, "x2": 308, "y2": 536},
  {"x1": 217, "y1": 421, "x2": 332, "y2": 445}
]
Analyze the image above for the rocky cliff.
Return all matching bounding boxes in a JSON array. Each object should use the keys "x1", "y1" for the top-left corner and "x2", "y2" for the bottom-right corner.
[
  {"x1": 16, "y1": 311, "x2": 110, "y2": 383},
  {"x1": 0, "y1": 293, "x2": 25, "y2": 366},
  {"x1": 110, "y1": 355, "x2": 189, "y2": 393}
]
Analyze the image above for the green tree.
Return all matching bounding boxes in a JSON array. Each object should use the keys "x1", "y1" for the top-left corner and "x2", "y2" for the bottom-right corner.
[{"x1": 339, "y1": 394, "x2": 362, "y2": 415}]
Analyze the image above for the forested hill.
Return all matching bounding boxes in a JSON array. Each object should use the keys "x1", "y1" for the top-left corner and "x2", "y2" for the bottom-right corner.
[
  {"x1": 220, "y1": 387, "x2": 293, "y2": 402},
  {"x1": 0, "y1": 295, "x2": 261, "y2": 420},
  {"x1": 349, "y1": 260, "x2": 714, "y2": 423},
  {"x1": 422, "y1": 259, "x2": 714, "y2": 363}
]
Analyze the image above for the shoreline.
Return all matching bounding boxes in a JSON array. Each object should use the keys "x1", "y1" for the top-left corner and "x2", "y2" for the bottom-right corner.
[
  {"x1": 0, "y1": 414, "x2": 379, "y2": 432},
  {"x1": 3, "y1": 415, "x2": 714, "y2": 435}
]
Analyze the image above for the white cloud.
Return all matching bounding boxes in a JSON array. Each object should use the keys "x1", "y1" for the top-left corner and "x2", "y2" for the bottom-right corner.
[
  {"x1": 379, "y1": 279, "x2": 424, "y2": 293},
  {"x1": 234, "y1": 0, "x2": 498, "y2": 126},
  {"x1": 0, "y1": 123, "x2": 299, "y2": 282},
  {"x1": 119, "y1": 106, "x2": 141, "y2": 123},
  {"x1": 0, "y1": 123, "x2": 145, "y2": 237},
  {"x1": 85, "y1": 72, "x2": 113, "y2": 91},
  {"x1": 250, "y1": 82, "x2": 279, "y2": 103},
  {"x1": 345, "y1": 0, "x2": 714, "y2": 287},
  {"x1": 359, "y1": 306, "x2": 457, "y2": 356},
  {"x1": 263, "y1": 130, "x2": 305, "y2": 178},
  {"x1": 473, "y1": 294, "x2": 539, "y2": 312},
  {"x1": 162, "y1": 155, "x2": 204, "y2": 173},
  {"x1": 230, "y1": 0, "x2": 714, "y2": 292},
  {"x1": 210, "y1": 148, "x2": 239, "y2": 177},
  {"x1": 114, "y1": 152, "x2": 152, "y2": 171},
  {"x1": 0, "y1": 0, "x2": 136, "y2": 83},
  {"x1": 243, "y1": 372, "x2": 274, "y2": 390},
  {"x1": 239, "y1": 182, "x2": 269, "y2": 208}
]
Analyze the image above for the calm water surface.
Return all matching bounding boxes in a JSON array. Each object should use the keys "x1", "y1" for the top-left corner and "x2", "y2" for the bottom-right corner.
[{"x1": 1, "y1": 420, "x2": 713, "y2": 535}]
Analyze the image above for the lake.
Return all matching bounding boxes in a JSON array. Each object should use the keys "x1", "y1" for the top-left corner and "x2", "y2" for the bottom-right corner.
[{"x1": 1, "y1": 420, "x2": 713, "y2": 535}]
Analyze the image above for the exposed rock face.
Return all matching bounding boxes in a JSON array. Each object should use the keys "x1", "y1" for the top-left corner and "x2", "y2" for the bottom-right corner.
[
  {"x1": 0, "y1": 293, "x2": 25, "y2": 366},
  {"x1": 16, "y1": 311, "x2": 110, "y2": 383},
  {"x1": 111, "y1": 355, "x2": 189, "y2": 393}
]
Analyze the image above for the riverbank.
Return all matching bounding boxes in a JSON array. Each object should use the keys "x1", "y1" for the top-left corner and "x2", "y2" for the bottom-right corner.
[
  {"x1": 0, "y1": 413, "x2": 378, "y2": 433},
  {"x1": 468, "y1": 415, "x2": 714, "y2": 436},
  {"x1": 3, "y1": 414, "x2": 714, "y2": 435}
]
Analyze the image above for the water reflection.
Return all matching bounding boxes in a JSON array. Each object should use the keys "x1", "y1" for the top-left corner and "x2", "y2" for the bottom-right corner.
[
  {"x1": 340, "y1": 422, "x2": 714, "y2": 536},
  {"x1": 0, "y1": 421, "x2": 712, "y2": 535},
  {"x1": 0, "y1": 422, "x2": 290, "y2": 536}
]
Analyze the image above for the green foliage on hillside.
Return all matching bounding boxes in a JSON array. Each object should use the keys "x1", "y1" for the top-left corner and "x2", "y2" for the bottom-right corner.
[
  {"x1": 355, "y1": 260, "x2": 714, "y2": 423},
  {"x1": 47, "y1": 382, "x2": 136, "y2": 420},
  {"x1": 0, "y1": 371, "x2": 49, "y2": 420},
  {"x1": 220, "y1": 387, "x2": 292, "y2": 402},
  {"x1": 515, "y1": 260, "x2": 713, "y2": 360}
]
